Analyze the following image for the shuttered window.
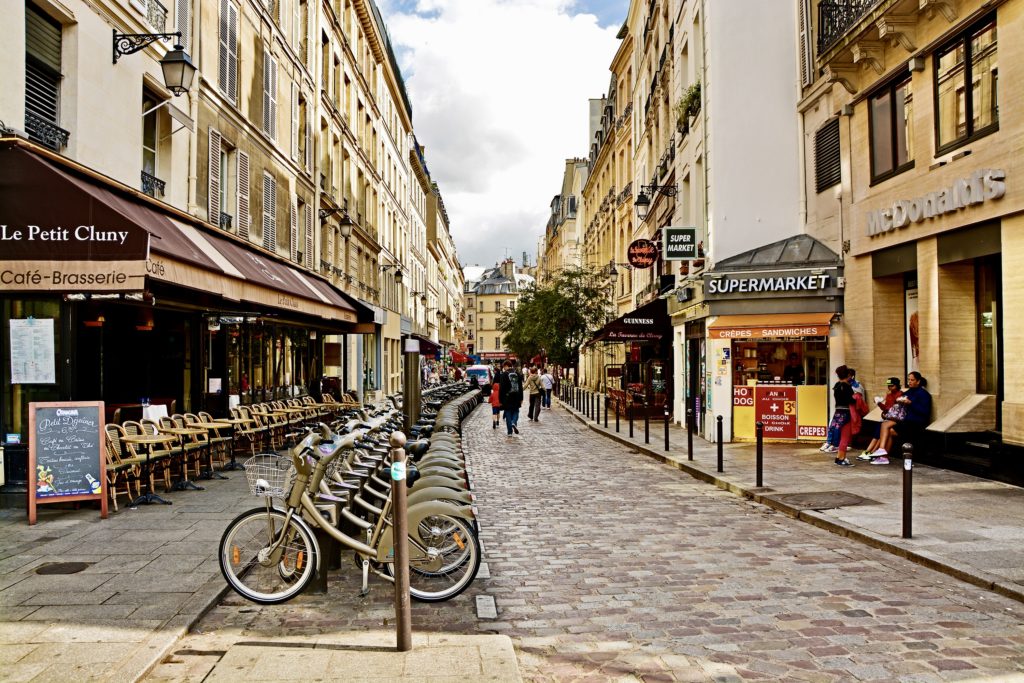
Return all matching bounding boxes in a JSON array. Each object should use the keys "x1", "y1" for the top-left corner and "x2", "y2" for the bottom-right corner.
[
  {"x1": 289, "y1": 197, "x2": 298, "y2": 262},
  {"x1": 304, "y1": 202, "x2": 314, "y2": 268},
  {"x1": 237, "y1": 152, "x2": 250, "y2": 239},
  {"x1": 25, "y1": 5, "x2": 63, "y2": 149},
  {"x1": 263, "y1": 50, "x2": 278, "y2": 139},
  {"x1": 208, "y1": 128, "x2": 222, "y2": 225},
  {"x1": 262, "y1": 172, "x2": 277, "y2": 251},
  {"x1": 219, "y1": 0, "x2": 238, "y2": 102},
  {"x1": 291, "y1": 82, "x2": 299, "y2": 160},
  {"x1": 176, "y1": 0, "x2": 191, "y2": 51},
  {"x1": 814, "y1": 118, "x2": 841, "y2": 193},
  {"x1": 798, "y1": 0, "x2": 813, "y2": 87}
]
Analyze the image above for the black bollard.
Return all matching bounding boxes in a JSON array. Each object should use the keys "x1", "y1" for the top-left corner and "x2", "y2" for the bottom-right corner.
[
  {"x1": 644, "y1": 402, "x2": 650, "y2": 444},
  {"x1": 604, "y1": 395, "x2": 608, "y2": 428},
  {"x1": 716, "y1": 415, "x2": 724, "y2": 473},
  {"x1": 595, "y1": 394, "x2": 600, "y2": 424},
  {"x1": 629, "y1": 400, "x2": 634, "y2": 438},
  {"x1": 902, "y1": 442, "x2": 913, "y2": 538},
  {"x1": 687, "y1": 407, "x2": 694, "y2": 461},
  {"x1": 664, "y1": 407, "x2": 670, "y2": 451},
  {"x1": 755, "y1": 421, "x2": 764, "y2": 488},
  {"x1": 615, "y1": 399, "x2": 620, "y2": 432}
]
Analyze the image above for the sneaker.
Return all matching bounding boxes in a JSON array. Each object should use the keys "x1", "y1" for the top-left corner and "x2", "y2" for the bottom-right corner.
[
  {"x1": 857, "y1": 451, "x2": 874, "y2": 461},
  {"x1": 871, "y1": 448, "x2": 888, "y2": 457},
  {"x1": 823, "y1": 445, "x2": 838, "y2": 453},
  {"x1": 818, "y1": 443, "x2": 831, "y2": 452},
  {"x1": 834, "y1": 458, "x2": 855, "y2": 467},
  {"x1": 870, "y1": 456, "x2": 890, "y2": 465},
  {"x1": 512, "y1": 425, "x2": 520, "y2": 434},
  {"x1": 492, "y1": 422, "x2": 497, "y2": 430}
]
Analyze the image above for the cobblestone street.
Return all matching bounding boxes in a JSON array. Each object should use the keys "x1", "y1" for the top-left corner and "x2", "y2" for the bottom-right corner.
[{"x1": 150, "y1": 403, "x2": 1024, "y2": 682}]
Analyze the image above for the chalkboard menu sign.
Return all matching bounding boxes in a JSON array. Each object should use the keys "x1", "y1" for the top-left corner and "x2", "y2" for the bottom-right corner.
[{"x1": 28, "y1": 401, "x2": 108, "y2": 524}]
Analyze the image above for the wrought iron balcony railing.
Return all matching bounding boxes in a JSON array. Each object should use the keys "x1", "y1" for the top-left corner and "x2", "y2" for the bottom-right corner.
[
  {"x1": 25, "y1": 112, "x2": 70, "y2": 150},
  {"x1": 141, "y1": 171, "x2": 166, "y2": 197},
  {"x1": 818, "y1": 0, "x2": 882, "y2": 53},
  {"x1": 147, "y1": 0, "x2": 168, "y2": 33},
  {"x1": 219, "y1": 212, "x2": 233, "y2": 230}
]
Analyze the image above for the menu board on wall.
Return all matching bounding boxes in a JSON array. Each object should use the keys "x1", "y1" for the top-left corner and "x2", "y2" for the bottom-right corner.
[
  {"x1": 28, "y1": 402, "x2": 108, "y2": 525},
  {"x1": 757, "y1": 386, "x2": 797, "y2": 439},
  {"x1": 9, "y1": 318, "x2": 56, "y2": 384}
]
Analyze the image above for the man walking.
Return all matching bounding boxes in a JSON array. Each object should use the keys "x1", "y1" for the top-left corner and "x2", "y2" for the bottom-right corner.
[
  {"x1": 540, "y1": 368, "x2": 554, "y2": 409},
  {"x1": 498, "y1": 361, "x2": 523, "y2": 435},
  {"x1": 525, "y1": 366, "x2": 543, "y2": 422}
]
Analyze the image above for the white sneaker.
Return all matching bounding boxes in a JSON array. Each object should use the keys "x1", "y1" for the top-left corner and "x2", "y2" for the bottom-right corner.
[
  {"x1": 871, "y1": 448, "x2": 888, "y2": 457},
  {"x1": 818, "y1": 443, "x2": 831, "y2": 452},
  {"x1": 823, "y1": 445, "x2": 838, "y2": 453}
]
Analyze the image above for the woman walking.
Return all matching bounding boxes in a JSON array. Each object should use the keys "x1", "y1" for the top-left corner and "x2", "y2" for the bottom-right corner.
[{"x1": 829, "y1": 365, "x2": 856, "y2": 467}]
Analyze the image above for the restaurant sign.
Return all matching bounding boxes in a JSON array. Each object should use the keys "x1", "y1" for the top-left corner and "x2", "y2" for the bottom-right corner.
[
  {"x1": 866, "y1": 168, "x2": 1005, "y2": 237},
  {"x1": 627, "y1": 239, "x2": 658, "y2": 269}
]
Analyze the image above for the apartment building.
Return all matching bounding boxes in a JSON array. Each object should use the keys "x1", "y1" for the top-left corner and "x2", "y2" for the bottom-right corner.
[{"x1": 464, "y1": 259, "x2": 533, "y2": 362}]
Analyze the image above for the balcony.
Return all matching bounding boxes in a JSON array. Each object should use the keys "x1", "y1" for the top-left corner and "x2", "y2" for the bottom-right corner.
[
  {"x1": 817, "y1": 0, "x2": 883, "y2": 53},
  {"x1": 146, "y1": 0, "x2": 168, "y2": 33},
  {"x1": 25, "y1": 112, "x2": 70, "y2": 151},
  {"x1": 219, "y1": 212, "x2": 233, "y2": 230},
  {"x1": 141, "y1": 171, "x2": 166, "y2": 198}
]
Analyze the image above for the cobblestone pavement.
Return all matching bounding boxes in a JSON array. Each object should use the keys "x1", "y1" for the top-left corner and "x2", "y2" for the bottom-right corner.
[{"x1": 150, "y1": 404, "x2": 1024, "y2": 682}]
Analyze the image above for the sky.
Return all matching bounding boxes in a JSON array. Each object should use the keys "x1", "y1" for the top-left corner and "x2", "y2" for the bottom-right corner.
[{"x1": 376, "y1": 0, "x2": 626, "y2": 270}]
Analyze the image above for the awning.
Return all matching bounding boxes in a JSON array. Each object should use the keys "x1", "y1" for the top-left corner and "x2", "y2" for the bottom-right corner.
[
  {"x1": 708, "y1": 313, "x2": 833, "y2": 339},
  {"x1": 413, "y1": 335, "x2": 441, "y2": 357},
  {"x1": 1, "y1": 140, "x2": 360, "y2": 324},
  {"x1": 450, "y1": 350, "x2": 472, "y2": 364},
  {"x1": 589, "y1": 298, "x2": 670, "y2": 344}
]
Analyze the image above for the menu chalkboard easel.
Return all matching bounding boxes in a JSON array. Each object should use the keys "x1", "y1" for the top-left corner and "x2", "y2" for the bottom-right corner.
[{"x1": 28, "y1": 401, "x2": 108, "y2": 525}]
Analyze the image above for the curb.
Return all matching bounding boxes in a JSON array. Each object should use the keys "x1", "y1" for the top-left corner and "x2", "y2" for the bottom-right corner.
[{"x1": 560, "y1": 400, "x2": 1024, "y2": 606}]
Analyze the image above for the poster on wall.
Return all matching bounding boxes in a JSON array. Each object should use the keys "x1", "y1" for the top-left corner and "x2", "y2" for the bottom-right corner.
[
  {"x1": 9, "y1": 318, "x2": 56, "y2": 384},
  {"x1": 905, "y1": 278, "x2": 920, "y2": 376}
]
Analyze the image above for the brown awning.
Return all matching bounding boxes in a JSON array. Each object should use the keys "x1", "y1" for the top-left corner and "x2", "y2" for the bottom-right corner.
[
  {"x1": 589, "y1": 298, "x2": 670, "y2": 344},
  {"x1": 708, "y1": 313, "x2": 833, "y2": 339}
]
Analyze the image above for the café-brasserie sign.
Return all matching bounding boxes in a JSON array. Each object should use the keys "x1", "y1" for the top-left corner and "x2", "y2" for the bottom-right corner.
[{"x1": 627, "y1": 239, "x2": 658, "y2": 269}]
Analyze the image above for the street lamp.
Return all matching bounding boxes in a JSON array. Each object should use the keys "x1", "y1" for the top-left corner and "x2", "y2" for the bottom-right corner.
[
  {"x1": 113, "y1": 30, "x2": 196, "y2": 96},
  {"x1": 319, "y1": 202, "x2": 354, "y2": 238},
  {"x1": 634, "y1": 184, "x2": 678, "y2": 221},
  {"x1": 607, "y1": 259, "x2": 632, "y2": 286}
]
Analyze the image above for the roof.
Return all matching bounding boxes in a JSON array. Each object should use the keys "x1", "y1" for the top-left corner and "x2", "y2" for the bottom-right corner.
[{"x1": 713, "y1": 235, "x2": 840, "y2": 272}]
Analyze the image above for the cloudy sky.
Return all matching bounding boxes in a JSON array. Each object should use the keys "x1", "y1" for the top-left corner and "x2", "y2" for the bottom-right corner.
[{"x1": 377, "y1": 0, "x2": 626, "y2": 269}]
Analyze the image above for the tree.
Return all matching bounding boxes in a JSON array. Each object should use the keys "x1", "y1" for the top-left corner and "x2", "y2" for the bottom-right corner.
[{"x1": 497, "y1": 265, "x2": 611, "y2": 373}]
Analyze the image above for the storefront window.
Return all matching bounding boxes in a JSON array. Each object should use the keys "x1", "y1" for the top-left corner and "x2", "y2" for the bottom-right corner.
[{"x1": 1, "y1": 298, "x2": 63, "y2": 440}]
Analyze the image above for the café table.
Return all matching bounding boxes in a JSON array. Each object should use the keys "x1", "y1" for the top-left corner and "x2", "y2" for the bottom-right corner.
[
  {"x1": 120, "y1": 433, "x2": 177, "y2": 506},
  {"x1": 192, "y1": 422, "x2": 234, "y2": 480},
  {"x1": 158, "y1": 426, "x2": 209, "y2": 491}
]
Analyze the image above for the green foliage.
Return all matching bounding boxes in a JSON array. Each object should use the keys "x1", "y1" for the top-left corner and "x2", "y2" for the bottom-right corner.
[
  {"x1": 497, "y1": 266, "x2": 611, "y2": 368},
  {"x1": 675, "y1": 81, "x2": 702, "y2": 133}
]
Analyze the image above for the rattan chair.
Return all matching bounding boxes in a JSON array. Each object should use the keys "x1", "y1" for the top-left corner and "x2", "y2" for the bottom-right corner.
[{"x1": 103, "y1": 424, "x2": 144, "y2": 511}]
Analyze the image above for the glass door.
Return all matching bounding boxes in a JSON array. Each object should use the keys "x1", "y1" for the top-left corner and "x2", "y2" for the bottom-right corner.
[{"x1": 975, "y1": 255, "x2": 1001, "y2": 405}]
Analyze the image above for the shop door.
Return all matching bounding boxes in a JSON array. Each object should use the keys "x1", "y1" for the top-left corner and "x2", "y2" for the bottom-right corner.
[
  {"x1": 687, "y1": 338, "x2": 704, "y2": 432},
  {"x1": 976, "y1": 255, "x2": 1002, "y2": 424}
]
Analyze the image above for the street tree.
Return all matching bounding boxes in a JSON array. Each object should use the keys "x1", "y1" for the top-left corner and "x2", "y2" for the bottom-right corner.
[{"x1": 497, "y1": 265, "x2": 611, "y2": 374}]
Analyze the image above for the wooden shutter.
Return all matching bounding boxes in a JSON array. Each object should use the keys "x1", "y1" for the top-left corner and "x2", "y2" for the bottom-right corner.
[
  {"x1": 290, "y1": 197, "x2": 298, "y2": 261},
  {"x1": 291, "y1": 82, "x2": 299, "y2": 160},
  {"x1": 218, "y1": 0, "x2": 228, "y2": 95},
  {"x1": 304, "y1": 201, "x2": 314, "y2": 268},
  {"x1": 304, "y1": 104, "x2": 313, "y2": 170},
  {"x1": 227, "y1": 2, "x2": 238, "y2": 101},
  {"x1": 176, "y1": 0, "x2": 191, "y2": 51},
  {"x1": 263, "y1": 51, "x2": 278, "y2": 139},
  {"x1": 208, "y1": 129, "x2": 222, "y2": 225},
  {"x1": 263, "y1": 173, "x2": 276, "y2": 251},
  {"x1": 26, "y1": 5, "x2": 62, "y2": 139},
  {"x1": 814, "y1": 118, "x2": 842, "y2": 193},
  {"x1": 798, "y1": 0, "x2": 812, "y2": 87},
  {"x1": 237, "y1": 151, "x2": 250, "y2": 239}
]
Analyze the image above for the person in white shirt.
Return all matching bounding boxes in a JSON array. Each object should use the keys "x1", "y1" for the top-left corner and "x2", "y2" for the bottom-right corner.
[{"x1": 540, "y1": 368, "x2": 554, "y2": 409}]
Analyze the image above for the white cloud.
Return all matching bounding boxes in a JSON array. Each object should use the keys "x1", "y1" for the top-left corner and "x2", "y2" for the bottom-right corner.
[{"x1": 380, "y1": 0, "x2": 621, "y2": 267}]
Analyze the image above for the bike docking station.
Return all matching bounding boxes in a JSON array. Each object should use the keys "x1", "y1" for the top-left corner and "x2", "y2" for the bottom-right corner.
[{"x1": 390, "y1": 430, "x2": 413, "y2": 652}]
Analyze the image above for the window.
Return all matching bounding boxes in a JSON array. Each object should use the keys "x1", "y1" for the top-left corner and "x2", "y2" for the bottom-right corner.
[
  {"x1": 262, "y1": 172, "x2": 277, "y2": 252},
  {"x1": 25, "y1": 5, "x2": 67, "y2": 150},
  {"x1": 142, "y1": 93, "x2": 159, "y2": 181},
  {"x1": 935, "y1": 17, "x2": 997, "y2": 151},
  {"x1": 495, "y1": 301, "x2": 502, "y2": 312},
  {"x1": 814, "y1": 118, "x2": 841, "y2": 193},
  {"x1": 495, "y1": 337, "x2": 501, "y2": 350},
  {"x1": 869, "y1": 76, "x2": 913, "y2": 182},
  {"x1": 263, "y1": 50, "x2": 278, "y2": 139},
  {"x1": 218, "y1": 0, "x2": 238, "y2": 102}
]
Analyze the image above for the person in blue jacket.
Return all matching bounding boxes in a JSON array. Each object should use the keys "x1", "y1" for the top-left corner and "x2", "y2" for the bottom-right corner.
[{"x1": 871, "y1": 371, "x2": 932, "y2": 459}]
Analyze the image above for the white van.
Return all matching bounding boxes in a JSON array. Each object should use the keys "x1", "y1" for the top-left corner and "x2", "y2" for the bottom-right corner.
[{"x1": 465, "y1": 365, "x2": 494, "y2": 395}]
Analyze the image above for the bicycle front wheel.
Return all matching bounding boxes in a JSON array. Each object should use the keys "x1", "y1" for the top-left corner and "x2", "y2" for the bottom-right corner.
[
  {"x1": 389, "y1": 514, "x2": 480, "y2": 603},
  {"x1": 219, "y1": 507, "x2": 318, "y2": 604}
]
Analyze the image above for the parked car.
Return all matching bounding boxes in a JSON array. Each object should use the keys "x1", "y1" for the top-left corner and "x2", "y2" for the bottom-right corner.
[{"x1": 465, "y1": 365, "x2": 494, "y2": 395}]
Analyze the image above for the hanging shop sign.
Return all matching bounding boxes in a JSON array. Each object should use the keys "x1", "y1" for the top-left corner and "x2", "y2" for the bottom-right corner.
[
  {"x1": 866, "y1": 168, "x2": 1005, "y2": 237},
  {"x1": 627, "y1": 239, "x2": 658, "y2": 269},
  {"x1": 663, "y1": 227, "x2": 699, "y2": 260}
]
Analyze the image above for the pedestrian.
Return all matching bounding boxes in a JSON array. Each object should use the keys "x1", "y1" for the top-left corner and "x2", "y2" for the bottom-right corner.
[
  {"x1": 828, "y1": 365, "x2": 856, "y2": 467},
  {"x1": 498, "y1": 361, "x2": 523, "y2": 435},
  {"x1": 454, "y1": 366, "x2": 463, "y2": 381},
  {"x1": 540, "y1": 367, "x2": 554, "y2": 409},
  {"x1": 524, "y1": 366, "x2": 543, "y2": 421},
  {"x1": 871, "y1": 371, "x2": 932, "y2": 461},
  {"x1": 782, "y1": 353, "x2": 805, "y2": 386},
  {"x1": 858, "y1": 377, "x2": 903, "y2": 461},
  {"x1": 489, "y1": 376, "x2": 502, "y2": 430}
]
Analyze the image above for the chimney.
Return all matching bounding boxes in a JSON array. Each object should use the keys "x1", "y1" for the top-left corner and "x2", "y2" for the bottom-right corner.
[{"x1": 500, "y1": 258, "x2": 516, "y2": 279}]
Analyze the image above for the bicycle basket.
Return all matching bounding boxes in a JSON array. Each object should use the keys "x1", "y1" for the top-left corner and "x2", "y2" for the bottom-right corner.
[{"x1": 243, "y1": 453, "x2": 295, "y2": 499}]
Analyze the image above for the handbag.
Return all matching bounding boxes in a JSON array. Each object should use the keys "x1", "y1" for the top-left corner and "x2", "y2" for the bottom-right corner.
[{"x1": 883, "y1": 403, "x2": 907, "y2": 422}]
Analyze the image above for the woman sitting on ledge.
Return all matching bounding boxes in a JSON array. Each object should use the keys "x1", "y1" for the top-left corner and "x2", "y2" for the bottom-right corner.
[{"x1": 870, "y1": 371, "x2": 932, "y2": 461}]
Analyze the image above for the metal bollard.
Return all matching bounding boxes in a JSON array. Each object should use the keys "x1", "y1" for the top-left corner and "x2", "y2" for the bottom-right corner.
[
  {"x1": 604, "y1": 396, "x2": 609, "y2": 428},
  {"x1": 390, "y1": 431, "x2": 412, "y2": 651},
  {"x1": 594, "y1": 394, "x2": 600, "y2": 424},
  {"x1": 716, "y1": 415, "x2": 724, "y2": 473},
  {"x1": 644, "y1": 402, "x2": 650, "y2": 444},
  {"x1": 755, "y1": 421, "x2": 764, "y2": 488},
  {"x1": 664, "y1": 408, "x2": 670, "y2": 451},
  {"x1": 902, "y1": 442, "x2": 913, "y2": 539},
  {"x1": 615, "y1": 399, "x2": 620, "y2": 432},
  {"x1": 628, "y1": 401, "x2": 634, "y2": 438},
  {"x1": 687, "y1": 407, "x2": 694, "y2": 461}
]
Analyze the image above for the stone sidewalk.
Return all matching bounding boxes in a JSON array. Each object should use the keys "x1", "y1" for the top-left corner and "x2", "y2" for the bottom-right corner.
[{"x1": 559, "y1": 396, "x2": 1024, "y2": 604}]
